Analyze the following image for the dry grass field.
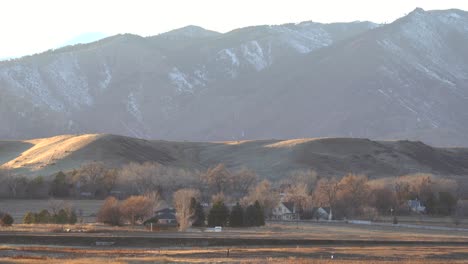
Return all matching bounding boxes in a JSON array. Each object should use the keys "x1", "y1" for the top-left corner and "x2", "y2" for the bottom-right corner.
[
  {"x1": 1, "y1": 244, "x2": 468, "y2": 263},
  {"x1": 1, "y1": 214, "x2": 467, "y2": 263}
]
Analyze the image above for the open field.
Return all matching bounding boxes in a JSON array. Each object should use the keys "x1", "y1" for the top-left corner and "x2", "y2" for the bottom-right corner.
[
  {"x1": 1, "y1": 244, "x2": 468, "y2": 263},
  {"x1": 1, "y1": 216, "x2": 468, "y2": 263}
]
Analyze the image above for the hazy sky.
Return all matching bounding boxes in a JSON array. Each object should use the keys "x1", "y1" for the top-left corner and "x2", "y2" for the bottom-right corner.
[{"x1": 1, "y1": 0, "x2": 468, "y2": 59}]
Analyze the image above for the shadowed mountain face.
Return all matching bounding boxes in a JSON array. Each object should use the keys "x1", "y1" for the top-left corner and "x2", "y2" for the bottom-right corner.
[
  {"x1": 1, "y1": 134, "x2": 468, "y2": 179},
  {"x1": 0, "y1": 9, "x2": 467, "y2": 146}
]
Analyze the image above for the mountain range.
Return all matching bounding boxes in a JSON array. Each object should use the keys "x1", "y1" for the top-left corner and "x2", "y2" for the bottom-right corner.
[{"x1": 0, "y1": 8, "x2": 467, "y2": 146}]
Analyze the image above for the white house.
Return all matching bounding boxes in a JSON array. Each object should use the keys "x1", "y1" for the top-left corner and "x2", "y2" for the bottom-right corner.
[
  {"x1": 272, "y1": 201, "x2": 299, "y2": 220},
  {"x1": 408, "y1": 199, "x2": 426, "y2": 213}
]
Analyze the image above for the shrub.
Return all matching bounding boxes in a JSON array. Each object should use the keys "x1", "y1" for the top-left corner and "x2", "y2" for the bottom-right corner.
[
  {"x1": 0, "y1": 213, "x2": 14, "y2": 226},
  {"x1": 23, "y1": 212, "x2": 36, "y2": 224},
  {"x1": 22, "y1": 209, "x2": 77, "y2": 225},
  {"x1": 68, "y1": 211, "x2": 78, "y2": 224},
  {"x1": 97, "y1": 197, "x2": 123, "y2": 226},
  {"x1": 37, "y1": 209, "x2": 52, "y2": 223}
]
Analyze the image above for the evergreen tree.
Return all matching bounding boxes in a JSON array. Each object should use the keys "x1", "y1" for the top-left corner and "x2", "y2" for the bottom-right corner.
[
  {"x1": 244, "y1": 204, "x2": 257, "y2": 227},
  {"x1": 229, "y1": 202, "x2": 244, "y2": 227},
  {"x1": 254, "y1": 200, "x2": 265, "y2": 226},
  {"x1": 244, "y1": 200, "x2": 266, "y2": 227},
  {"x1": 49, "y1": 172, "x2": 69, "y2": 198},
  {"x1": 190, "y1": 197, "x2": 206, "y2": 227},
  {"x1": 0, "y1": 213, "x2": 14, "y2": 226},
  {"x1": 23, "y1": 212, "x2": 36, "y2": 224},
  {"x1": 68, "y1": 210, "x2": 78, "y2": 224},
  {"x1": 207, "y1": 201, "x2": 229, "y2": 227},
  {"x1": 54, "y1": 209, "x2": 69, "y2": 224},
  {"x1": 36, "y1": 209, "x2": 52, "y2": 223}
]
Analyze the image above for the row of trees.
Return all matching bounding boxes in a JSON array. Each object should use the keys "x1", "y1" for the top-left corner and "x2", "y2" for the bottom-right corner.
[
  {"x1": 97, "y1": 193, "x2": 161, "y2": 226},
  {"x1": 23, "y1": 209, "x2": 77, "y2": 224},
  {"x1": 0, "y1": 162, "x2": 259, "y2": 200},
  {"x1": 301, "y1": 173, "x2": 460, "y2": 219},
  {"x1": 2, "y1": 162, "x2": 465, "y2": 219},
  {"x1": 172, "y1": 189, "x2": 266, "y2": 231}
]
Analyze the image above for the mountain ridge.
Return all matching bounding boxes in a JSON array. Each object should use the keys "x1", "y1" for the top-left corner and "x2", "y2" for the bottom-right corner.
[{"x1": 0, "y1": 9, "x2": 467, "y2": 146}]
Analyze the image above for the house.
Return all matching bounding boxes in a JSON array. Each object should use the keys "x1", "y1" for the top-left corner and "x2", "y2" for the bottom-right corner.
[
  {"x1": 408, "y1": 199, "x2": 426, "y2": 213},
  {"x1": 309, "y1": 207, "x2": 330, "y2": 220},
  {"x1": 272, "y1": 201, "x2": 299, "y2": 220},
  {"x1": 144, "y1": 207, "x2": 178, "y2": 231}
]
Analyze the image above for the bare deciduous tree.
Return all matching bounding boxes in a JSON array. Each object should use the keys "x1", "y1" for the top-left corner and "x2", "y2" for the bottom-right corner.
[
  {"x1": 120, "y1": 195, "x2": 155, "y2": 225},
  {"x1": 201, "y1": 164, "x2": 231, "y2": 194},
  {"x1": 337, "y1": 174, "x2": 370, "y2": 217},
  {"x1": 97, "y1": 196, "x2": 122, "y2": 226},
  {"x1": 242, "y1": 180, "x2": 279, "y2": 217},
  {"x1": 4, "y1": 173, "x2": 28, "y2": 198},
  {"x1": 173, "y1": 188, "x2": 200, "y2": 231},
  {"x1": 284, "y1": 182, "x2": 312, "y2": 213},
  {"x1": 231, "y1": 167, "x2": 258, "y2": 197},
  {"x1": 313, "y1": 177, "x2": 340, "y2": 220}
]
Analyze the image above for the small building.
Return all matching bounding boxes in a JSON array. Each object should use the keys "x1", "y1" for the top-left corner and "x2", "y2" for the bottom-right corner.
[
  {"x1": 272, "y1": 201, "x2": 299, "y2": 220},
  {"x1": 144, "y1": 207, "x2": 178, "y2": 231},
  {"x1": 408, "y1": 199, "x2": 426, "y2": 213},
  {"x1": 311, "y1": 207, "x2": 330, "y2": 220}
]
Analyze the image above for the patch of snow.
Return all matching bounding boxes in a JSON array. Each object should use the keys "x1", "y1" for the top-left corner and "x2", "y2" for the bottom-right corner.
[
  {"x1": 398, "y1": 98, "x2": 418, "y2": 114},
  {"x1": 127, "y1": 92, "x2": 142, "y2": 122},
  {"x1": 274, "y1": 25, "x2": 332, "y2": 53},
  {"x1": 0, "y1": 64, "x2": 64, "y2": 111},
  {"x1": 241, "y1": 41, "x2": 270, "y2": 71},
  {"x1": 377, "y1": 89, "x2": 391, "y2": 98},
  {"x1": 217, "y1": 49, "x2": 240, "y2": 78},
  {"x1": 46, "y1": 53, "x2": 93, "y2": 108},
  {"x1": 416, "y1": 64, "x2": 456, "y2": 86},
  {"x1": 449, "y1": 13, "x2": 461, "y2": 19},
  {"x1": 218, "y1": 49, "x2": 240, "y2": 67},
  {"x1": 193, "y1": 66, "x2": 209, "y2": 86},
  {"x1": 168, "y1": 67, "x2": 194, "y2": 94},
  {"x1": 99, "y1": 63, "x2": 112, "y2": 90}
]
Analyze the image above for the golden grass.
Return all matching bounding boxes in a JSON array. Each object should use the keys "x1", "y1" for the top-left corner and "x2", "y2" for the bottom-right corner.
[
  {"x1": 264, "y1": 138, "x2": 317, "y2": 148},
  {"x1": 2, "y1": 134, "x2": 100, "y2": 171},
  {"x1": 1, "y1": 245, "x2": 467, "y2": 263}
]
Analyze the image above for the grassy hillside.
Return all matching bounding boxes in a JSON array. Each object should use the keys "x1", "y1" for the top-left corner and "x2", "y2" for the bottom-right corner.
[{"x1": 1, "y1": 134, "x2": 468, "y2": 179}]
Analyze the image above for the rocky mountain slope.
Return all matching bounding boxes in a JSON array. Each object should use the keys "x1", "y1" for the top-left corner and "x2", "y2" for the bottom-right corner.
[
  {"x1": 1, "y1": 134, "x2": 468, "y2": 179},
  {"x1": 0, "y1": 8, "x2": 467, "y2": 146}
]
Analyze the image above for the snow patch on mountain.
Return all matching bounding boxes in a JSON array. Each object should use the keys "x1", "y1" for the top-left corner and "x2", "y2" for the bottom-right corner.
[
  {"x1": 127, "y1": 92, "x2": 142, "y2": 122},
  {"x1": 0, "y1": 65, "x2": 64, "y2": 111},
  {"x1": 217, "y1": 49, "x2": 240, "y2": 78},
  {"x1": 46, "y1": 54, "x2": 93, "y2": 109},
  {"x1": 241, "y1": 41, "x2": 270, "y2": 71},
  {"x1": 168, "y1": 67, "x2": 194, "y2": 94},
  {"x1": 99, "y1": 63, "x2": 112, "y2": 90},
  {"x1": 274, "y1": 25, "x2": 332, "y2": 53},
  {"x1": 219, "y1": 49, "x2": 240, "y2": 67}
]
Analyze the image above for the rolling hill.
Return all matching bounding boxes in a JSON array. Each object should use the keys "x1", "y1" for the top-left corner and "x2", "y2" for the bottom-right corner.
[{"x1": 1, "y1": 134, "x2": 467, "y2": 179}]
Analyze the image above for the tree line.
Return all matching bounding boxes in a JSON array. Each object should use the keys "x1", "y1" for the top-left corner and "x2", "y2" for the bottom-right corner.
[{"x1": 1, "y1": 162, "x2": 467, "y2": 223}]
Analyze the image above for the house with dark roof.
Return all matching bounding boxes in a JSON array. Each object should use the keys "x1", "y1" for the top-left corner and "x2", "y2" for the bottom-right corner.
[{"x1": 144, "y1": 207, "x2": 178, "y2": 231}]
